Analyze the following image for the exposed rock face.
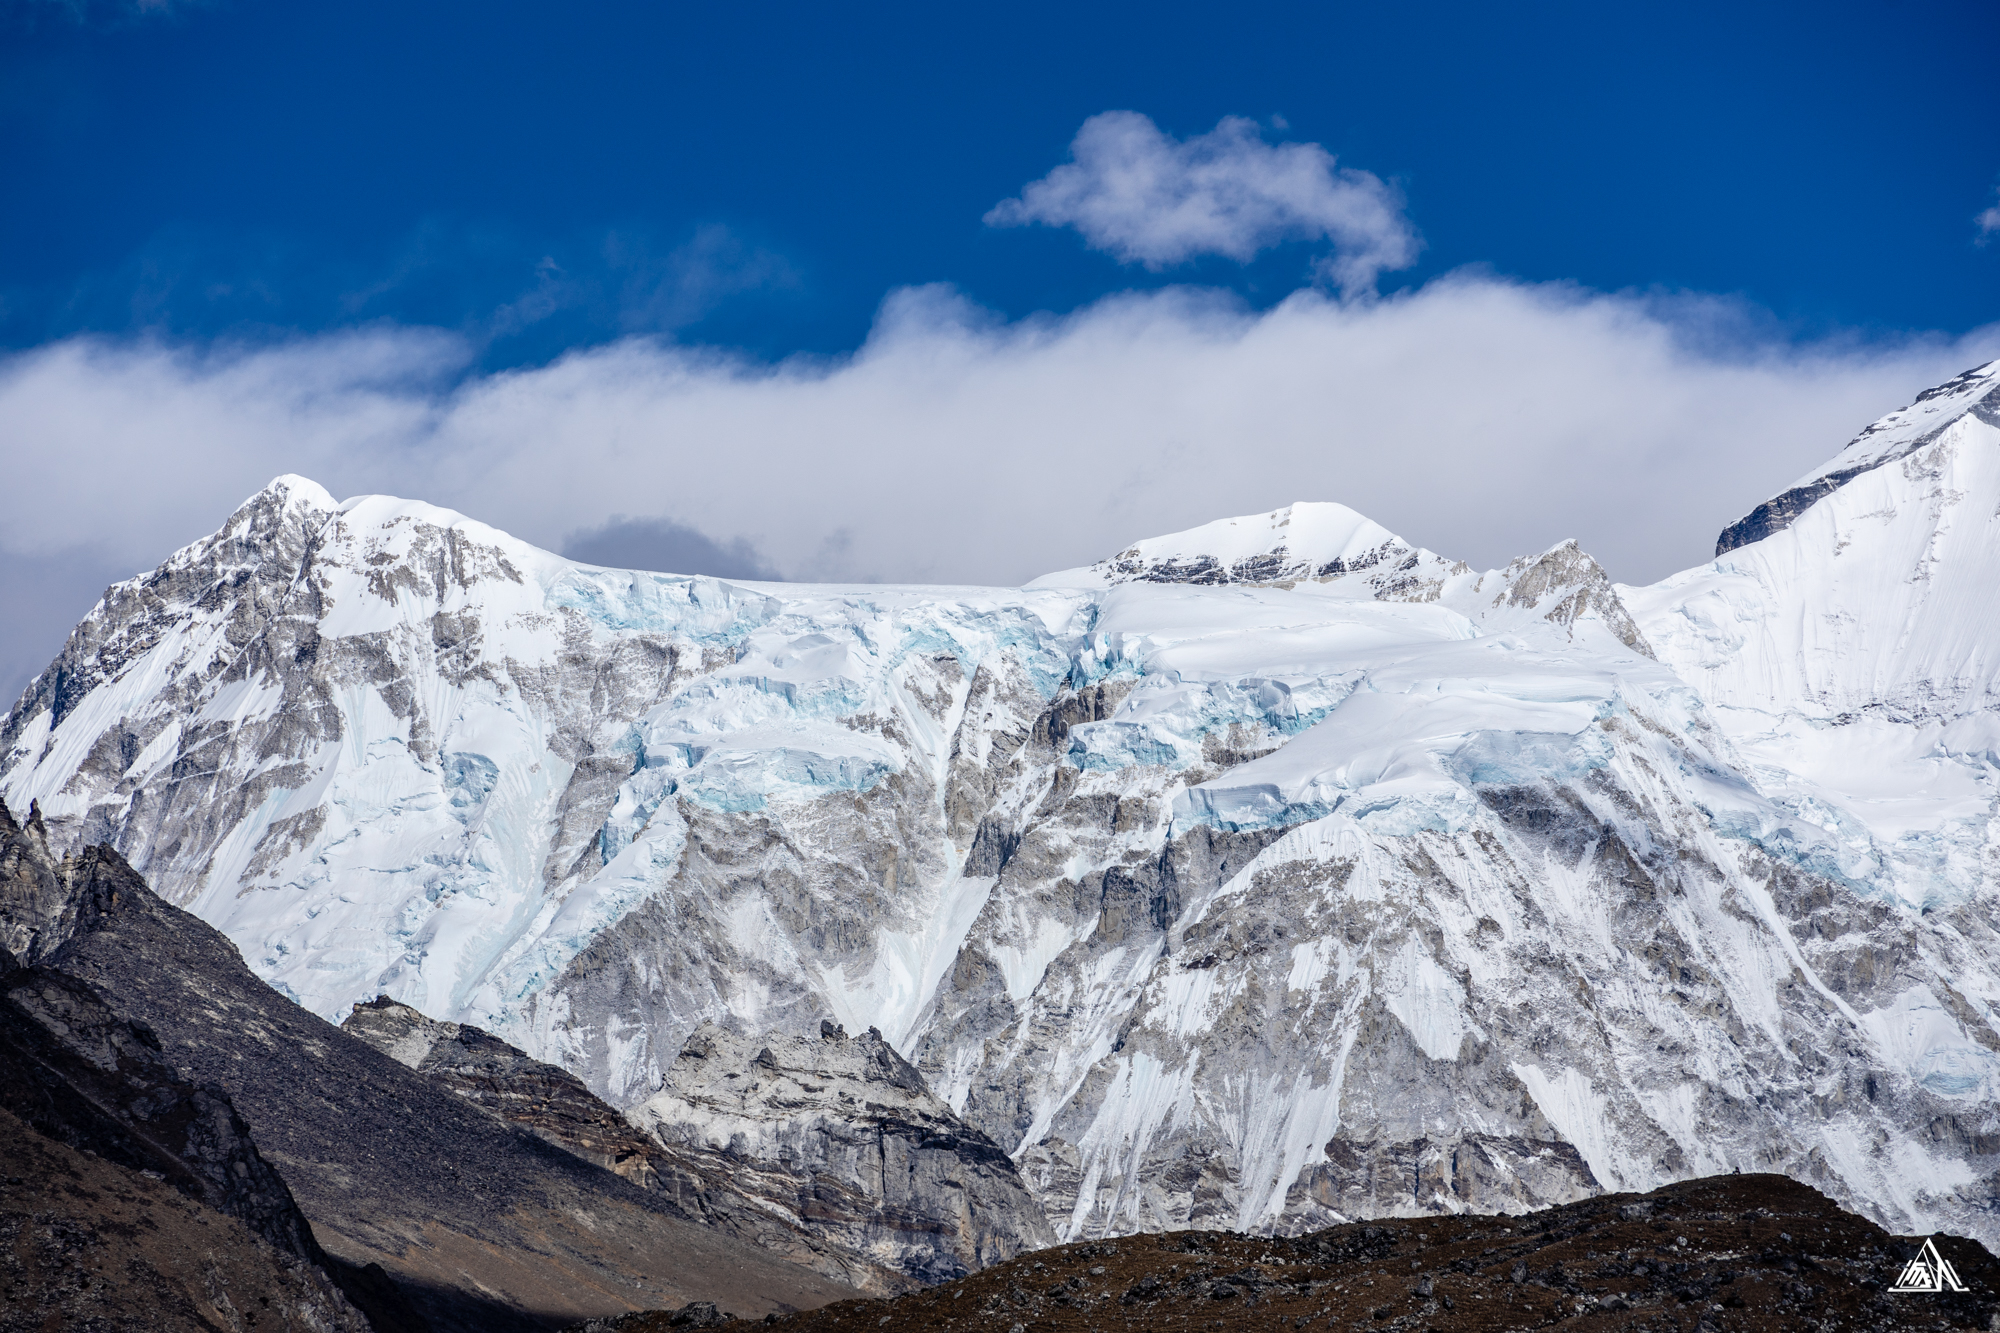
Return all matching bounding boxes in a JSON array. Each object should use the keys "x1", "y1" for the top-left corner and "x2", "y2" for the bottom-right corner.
[
  {"x1": 346, "y1": 991, "x2": 1057, "y2": 1294},
  {"x1": 0, "y1": 800, "x2": 854, "y2": 1332},
  {"x1": 1476, "y1": 539, "x2": 1652, "y2": 656},
  {"x1": 1308, "y1": 1132, "x2": 1600, "y2": 1218},
  {"x1": 629, "y1": 1022, "x2": 1058, "y2": 1287},
  {"x1": 341, "y1": 996, "x2": 914, "y2": 1294},
  {"x1": 343, "y1": 993, "x2": 668, "y2": 1188},
  {"x1": 7, "y1": 365, "x2": 2000, "y2": 1259}
]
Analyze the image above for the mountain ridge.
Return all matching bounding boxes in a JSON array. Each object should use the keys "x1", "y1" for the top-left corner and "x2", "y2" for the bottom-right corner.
[
  {"x1": 5, "y1": 366, "x2": 2000, "y2": 1257},
  {"x1": 0, "y1": 796, "x2": 855, "y2": 1331},
  {"x1": 1714, "y1": 358, "x2": 2000, "y2": 555}
]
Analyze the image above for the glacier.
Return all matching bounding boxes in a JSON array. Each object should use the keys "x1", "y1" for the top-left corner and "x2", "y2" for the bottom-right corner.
[{"x1": 6, "y1": 361, "x2": 2000, "y2": 1249}]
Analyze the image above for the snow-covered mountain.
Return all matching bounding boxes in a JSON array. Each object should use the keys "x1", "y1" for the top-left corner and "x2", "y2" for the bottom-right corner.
[
  {"x1": 1628, "y1": 358, "x2": 2000, "y2": 908},
  {"x1": 6, "y1": 362, "x2": 2000, "y2": 1250}
]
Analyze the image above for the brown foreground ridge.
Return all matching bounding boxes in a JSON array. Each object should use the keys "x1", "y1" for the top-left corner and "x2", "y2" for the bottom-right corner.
[{"x1": 565, "y1": 1173, "x2": 2000, "y2": 1332}]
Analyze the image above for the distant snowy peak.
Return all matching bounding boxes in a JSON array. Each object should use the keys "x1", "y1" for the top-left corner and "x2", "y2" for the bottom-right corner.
[
  {"x1": 1033, "y1": 500, "x2": 1468, "y2": 600},
  {"x1": 1477, "y1": 539, "x2": 1654, "y2": 657},
  {"x1": 224, "y1": 472, "x2": 337, "y2": 532},
  {"x1": 0, "y1": 472, "x2": 556, "y2": 758},
  {"x1": 1716, "y1": 360, "x2": 2000, "y2": 555},
  {"x1": 1035, "y1": 501, "x2": 1650, "y2": 656}
]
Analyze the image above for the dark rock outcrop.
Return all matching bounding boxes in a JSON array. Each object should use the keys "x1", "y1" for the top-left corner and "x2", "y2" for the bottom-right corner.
[
  {"x1": 737, "y1": 1173, "x2": 2000, "y2": 1333},
  {"x1": 1715, "y1": 463, "x2": 1875, "y2": 556},
  {"x1": 1, "y1": 959, "x2": 325, "y2": 1266},
  {"x1": 0, "y1": 797, "x2": 130, "y2": 966},
  {"x1": 0, "y1": 800, "x2": 855, "y2": 1332},
  {"x1": 0, "y1": 1102, "x2": 373, "y2": 1333}
]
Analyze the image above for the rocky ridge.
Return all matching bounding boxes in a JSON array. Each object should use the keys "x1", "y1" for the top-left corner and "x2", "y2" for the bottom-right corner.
[
  {"x1": 342, "y1": 993, "x2": 675, "y2": 1192},
  {"x1": 1715, "y1": 360, "x2": 2000, "y2": 554},
  {"x1": 0, "y1": 797, "x2": 853, "y2": 1331},
  {"x1": 341, "y1": 996, "x2": 1035, "y2": 1294},
  {"x1": 0, "y1": 799, "x2": 394, "y2": 1331},
  {"x1": 630, "y1": 1020, "x2": 1058, "y2": 1287},
  {"x1": 624, "y1": 1173, "x2": 2000, "y2": 1333}
]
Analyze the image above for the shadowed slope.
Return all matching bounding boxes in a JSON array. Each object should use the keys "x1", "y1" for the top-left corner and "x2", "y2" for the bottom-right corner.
[
  {"x1": 342, "y1": 996, "x2": 918, "y2": 1296},
  {"x1": 0, "y1": 799, "x2": 855, "y2": 1332},
  {"x1": 0, "y1": 1102, "x2": 375, "y2": 1333}
]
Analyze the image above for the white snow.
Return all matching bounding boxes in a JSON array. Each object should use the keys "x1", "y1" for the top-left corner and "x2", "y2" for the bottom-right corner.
[
  {"x1": 1032, "y1": 500, "x2": 1431, "y2": 589},
  {"x1": 9, "y1": 360, "x2": 2000, "y2": 1249},
  {"x1": 1626, "y1": 363, "x2": 2000, "y2": 907},
  {"x1": 1512, "y1": 1063, "x2": 1631, "y2": 1193}
]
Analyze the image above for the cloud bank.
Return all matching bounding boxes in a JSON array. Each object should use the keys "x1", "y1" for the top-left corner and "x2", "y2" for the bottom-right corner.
[
  {"x1": 987, "y1": 112, "x2": 1421, "y2": 292},
  {"x1": 3, "y1": 273, "x2": 1995, "y2": 705}
]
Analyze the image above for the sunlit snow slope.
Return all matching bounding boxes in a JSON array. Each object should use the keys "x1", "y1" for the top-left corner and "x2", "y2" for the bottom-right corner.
[
  {"x1": 6, "y1": 361, "x2": 2000, "y2": 1250},
  {"x1": 1627, "y1": 359, "x2": 2000, "y2": 906}
]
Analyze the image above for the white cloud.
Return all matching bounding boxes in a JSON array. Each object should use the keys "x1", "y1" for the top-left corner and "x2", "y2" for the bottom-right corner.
[
  {"x1": 1978, "y1": 192, "x2": 2000, "y2": 244},
  {"x1": 986, "y1": 112, "x2": 1421, "y2": 292},
  {"x1": 3, "y1": 274, "x2": 1996, "y2": 705}
]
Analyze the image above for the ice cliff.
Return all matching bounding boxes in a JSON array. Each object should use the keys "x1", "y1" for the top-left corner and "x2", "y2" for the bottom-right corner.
[{"x1": 6, "y1": 362, "x2": 2000, "y2": 1250}]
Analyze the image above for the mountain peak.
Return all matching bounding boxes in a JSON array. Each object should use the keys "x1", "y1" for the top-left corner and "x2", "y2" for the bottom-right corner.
[
  {"x1": 1716, "y1": 359, "x2": 2000, "y2": 555},
  {"x1": 212, "y1": 474, "x2": 339, "y2": 542},
  {"x1": 1033, "y1": 500, "x2": 1467, "y2": 596},
  {"x1": 259, "y1": 474, "x2": 339, "y2": 512}
]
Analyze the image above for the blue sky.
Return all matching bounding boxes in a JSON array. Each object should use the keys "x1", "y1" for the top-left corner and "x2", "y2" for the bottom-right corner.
[
  {"x1": 7, "y1": 0, "x2": 1996, "y2": 359},
  {"x1": 2, "y1": 0, "x2": 1999, "y2": 703}
]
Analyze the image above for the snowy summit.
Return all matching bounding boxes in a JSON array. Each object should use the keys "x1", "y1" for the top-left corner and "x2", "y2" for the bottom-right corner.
[{"x1": 6, "y1": 364, "x2": 2000, "y2": 1249}]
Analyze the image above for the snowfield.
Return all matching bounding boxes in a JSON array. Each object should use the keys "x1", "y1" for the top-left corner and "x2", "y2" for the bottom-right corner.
[{"x1": 6, "y1": 360, "x2": 2000, "y2": 1246}]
